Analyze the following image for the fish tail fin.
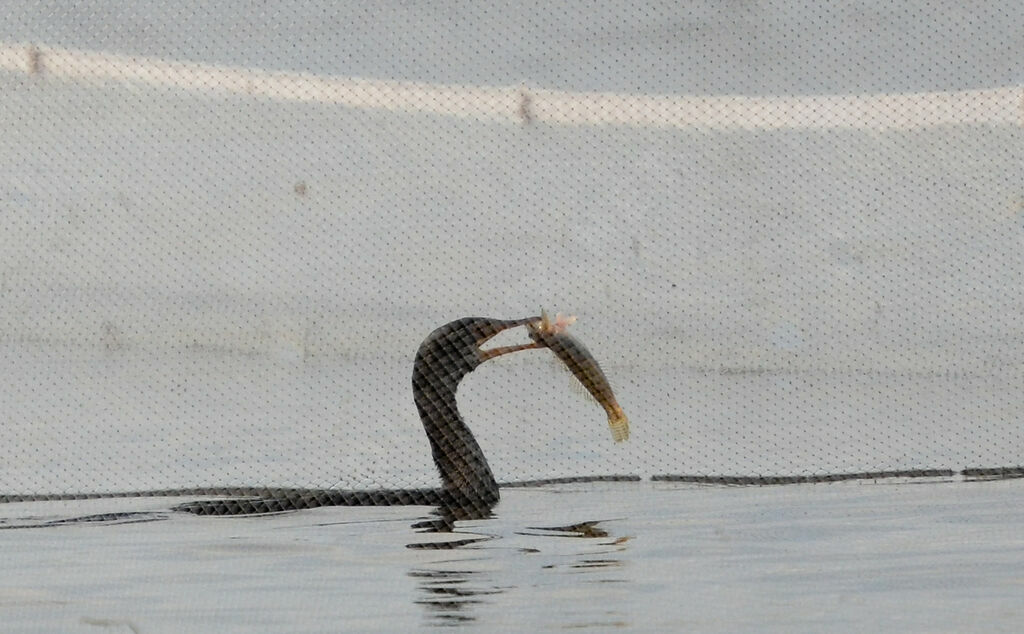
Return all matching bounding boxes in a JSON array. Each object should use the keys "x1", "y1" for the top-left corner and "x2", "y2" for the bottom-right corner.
[{"x1": 607, "y1": 405, "x2": 630, "y2": 442}]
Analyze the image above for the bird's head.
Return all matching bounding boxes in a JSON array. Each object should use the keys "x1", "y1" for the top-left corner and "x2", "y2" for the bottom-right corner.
[{"x1": 414, "y1": 316, "x2": 543, "y2": 387}]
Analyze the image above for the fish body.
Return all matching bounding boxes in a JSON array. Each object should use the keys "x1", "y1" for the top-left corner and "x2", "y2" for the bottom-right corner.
[{"x1": 527, "y1": 312, "x2": 630, "y2": 442}]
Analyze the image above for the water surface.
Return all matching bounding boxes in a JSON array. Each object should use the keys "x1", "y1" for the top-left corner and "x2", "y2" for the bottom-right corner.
[{"x1": 3, "y1": 479, "x2": 1023, "y2": 632}]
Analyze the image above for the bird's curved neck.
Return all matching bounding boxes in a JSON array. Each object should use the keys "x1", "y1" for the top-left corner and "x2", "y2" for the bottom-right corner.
[{"x1": 413, "y1": 371, "x2": 499, "y2": 509}]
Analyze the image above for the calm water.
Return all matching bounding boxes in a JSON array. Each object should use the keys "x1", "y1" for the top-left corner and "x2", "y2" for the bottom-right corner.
[{"x1": 3, "y1": 479, "x2": 1023, "y2": 632}]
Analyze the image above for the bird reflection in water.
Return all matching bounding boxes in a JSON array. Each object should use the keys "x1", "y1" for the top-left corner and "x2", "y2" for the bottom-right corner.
[
  {"x1": 406, "y1": 504, "x2": 495, "y2": 549},
  {"x1": 408, "y1": 516, "x2": 630, "y2": 627},
  {"x1": 407, "y1": 568, "x2": 501, "y2": 626}
]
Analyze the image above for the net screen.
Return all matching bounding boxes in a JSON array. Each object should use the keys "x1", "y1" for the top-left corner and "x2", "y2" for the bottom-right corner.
[{"x1": 1, "y1": 2, "x2": 1022, "y2": 498}]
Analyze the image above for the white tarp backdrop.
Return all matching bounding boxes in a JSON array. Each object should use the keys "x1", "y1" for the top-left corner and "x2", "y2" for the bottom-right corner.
[{"x1": 1, "y1": 2, "x2": 1022, "y2": 494}]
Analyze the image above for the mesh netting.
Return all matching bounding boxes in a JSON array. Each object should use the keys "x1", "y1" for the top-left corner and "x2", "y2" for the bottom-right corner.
[{"x1": 1, "y1": 3, "x2": 1022, "y2": 500}]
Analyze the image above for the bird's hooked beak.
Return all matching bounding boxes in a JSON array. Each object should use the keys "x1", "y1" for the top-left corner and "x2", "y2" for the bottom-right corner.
[{"x1": 477, "y1": 316, "x2": 545, "y2": 362}]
